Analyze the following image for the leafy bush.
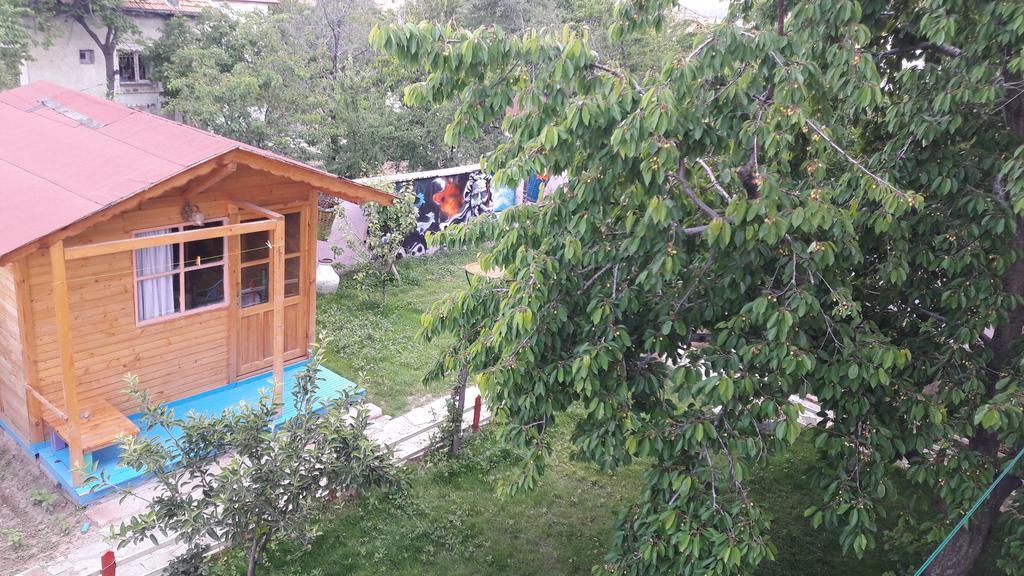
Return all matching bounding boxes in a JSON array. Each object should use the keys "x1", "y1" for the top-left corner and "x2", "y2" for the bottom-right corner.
[
  {"x1": 95, "y1": 340, "x2": 403, "y2": 576},
  {"x1": 335, "y1": 181, "x2": 418, "y2": 303}
]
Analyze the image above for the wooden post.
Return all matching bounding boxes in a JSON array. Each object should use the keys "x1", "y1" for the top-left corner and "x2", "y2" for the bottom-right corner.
[
  {"x1": 272, "y1": 218, "x2": 285, "y2": 403},
  {"x1": 305, "y1": 193, "x2": 318, "y2": 351},
  {"x1": 472, "y1": 395, "x2": 482, "y2": 433},
  {"x1": 13, "y1": 259, "x2": 44, "y2": 442},
  {"x1": 226, "y1": 204, "x2": 241, "y2": 382},
  {"x1": 50, "y1": 241, "x2": 85, "y2": 486},
  {"x1": 100, "y1": 550, "x2": 116, "y2": 576}
]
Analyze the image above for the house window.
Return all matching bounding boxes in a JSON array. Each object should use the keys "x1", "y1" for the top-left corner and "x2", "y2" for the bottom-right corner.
[
  {"x1": 134, "y1": 221, "x2": 227, "y2": 323},
  {"x1": 118, "y1": 51, "x2": 148, "y2": 83},
  {"x1": 79, "y1": 49, "x2": 94, "y2": 65}
]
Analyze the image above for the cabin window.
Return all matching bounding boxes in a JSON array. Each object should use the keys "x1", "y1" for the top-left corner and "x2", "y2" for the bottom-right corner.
[
  {"x1": 134, "y1": 221, "x2": 226, "y2": 323},
  {"x1": 284, "y1": 211, "x2": 302, "y2": 297},
  {"x1": 239, "y1": 211, "x2": 303, "y2": 307},
  {"x1": 79, "y1": 50, "x2": 94, "y2": 65}
]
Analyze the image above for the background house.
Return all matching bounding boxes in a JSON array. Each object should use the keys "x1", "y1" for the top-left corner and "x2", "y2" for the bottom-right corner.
[{"x1": 18, "y1": 0, "x2": 277, "y2": 112}]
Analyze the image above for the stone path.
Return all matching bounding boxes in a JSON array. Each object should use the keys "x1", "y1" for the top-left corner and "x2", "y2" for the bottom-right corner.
[{"x1": 16, "y1": 388, "x2": 490, "y2": 576}]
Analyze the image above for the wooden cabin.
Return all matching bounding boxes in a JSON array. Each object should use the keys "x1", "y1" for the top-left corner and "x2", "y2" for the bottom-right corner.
[{"x1": 0, "y1": 82, "x2": 391, "y2": 495}]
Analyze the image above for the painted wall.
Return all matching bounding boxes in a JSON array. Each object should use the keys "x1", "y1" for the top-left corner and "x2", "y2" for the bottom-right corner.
[{"x1": 319, "y1": 167, "x2": 567, "y2": 267}]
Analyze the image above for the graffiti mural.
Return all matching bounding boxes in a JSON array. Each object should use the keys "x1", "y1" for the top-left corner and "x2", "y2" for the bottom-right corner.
[
  {"x1": 398, "y1": 171, "x2": 493, "y2": 256},
  {"x1": 371, "y1": 166, "x2": 570, "y2": 258}
]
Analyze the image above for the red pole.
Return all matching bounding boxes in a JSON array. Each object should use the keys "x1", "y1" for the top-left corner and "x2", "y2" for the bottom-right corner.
[
  {"x1": 101, "y1": 550, "x2": 116, "y2": 576},
  {"x1": 472, "y1": 395, "x2": 482, "y2": 432}
]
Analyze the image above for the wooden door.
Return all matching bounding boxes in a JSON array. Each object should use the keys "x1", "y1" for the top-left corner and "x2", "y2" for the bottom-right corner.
[{"x1": 236, "y1": 208, "x2": 309, "y2": 377}]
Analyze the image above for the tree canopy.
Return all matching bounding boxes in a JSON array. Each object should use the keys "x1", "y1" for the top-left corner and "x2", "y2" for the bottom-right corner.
[
  {"x1": 0, "y1": 0, "x2": 31, "y2": 89},
  {"x1": 146, "y1": 0, "x2": 502, "y2": 176},
  {"x1": 144, "y1": 0, "x2": 681, "y2": 177},
  {"x1": 371, "y1": 1, "x2": 1024, "y2": 575}
]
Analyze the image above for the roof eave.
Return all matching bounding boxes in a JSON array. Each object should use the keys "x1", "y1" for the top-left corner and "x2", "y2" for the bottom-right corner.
[{"x1": 0, "y1": 148, "x2": 392, "y2": 265}]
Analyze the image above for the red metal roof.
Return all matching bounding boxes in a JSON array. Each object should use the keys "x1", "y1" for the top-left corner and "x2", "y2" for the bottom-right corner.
[{"x1": 0, "y1": 81, "x2": 382, "y2": 262}]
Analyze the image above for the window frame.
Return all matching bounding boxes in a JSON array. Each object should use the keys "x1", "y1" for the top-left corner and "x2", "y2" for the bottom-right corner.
[
  {"x1": 132, "y1": 219, "x2": 230, "y2": 327},
  {"x1": 118, "y1": 50, "x2": 150, "y2": 85},
  {"x1": 238, "y1": 210, "x2": 305, "y2": 309}
]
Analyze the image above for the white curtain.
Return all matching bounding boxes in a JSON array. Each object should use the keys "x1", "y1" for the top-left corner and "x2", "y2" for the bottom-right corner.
[{"x1": 136, "y1": 228, "x2": 177, "y2": 321}]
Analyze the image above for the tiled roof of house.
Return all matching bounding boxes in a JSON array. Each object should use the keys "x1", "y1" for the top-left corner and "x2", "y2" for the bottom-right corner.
[
  {"x1": 122, "y1": 0, "x2": 280, "y2": 16},
  {"x1": 122, "y1": 0, "x2": 210, "y2": 15}
]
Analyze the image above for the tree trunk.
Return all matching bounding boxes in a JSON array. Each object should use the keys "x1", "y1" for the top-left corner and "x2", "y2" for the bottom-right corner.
[
  {"x1": 246, "y1": 535, "x2": 260, "y2": 576},
  {"x1": 246, "y1": 532, "x2": 269, "y2": 576},
  {"x1": 924, "y1": 475, "x2": 1022, "y2": 576},
  {"x1": 102, "y1": 44, "x2": 116, "y2": 100},
  {"x1": 70, "y1": 16, "x2": 118, "y2": 100}
]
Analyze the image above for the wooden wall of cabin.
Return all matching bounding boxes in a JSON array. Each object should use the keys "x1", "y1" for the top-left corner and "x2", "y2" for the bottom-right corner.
[
  {"x1": 21, "y1": 166, "x2": 318, "y2": 417},
  {"x1": 0, "y1": 263, "x2": 32, "y2": 443}
]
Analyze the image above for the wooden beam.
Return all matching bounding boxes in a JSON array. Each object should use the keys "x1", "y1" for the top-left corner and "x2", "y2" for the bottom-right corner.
[
  {"x1": 64, "y1": 220, "x2": 277, "y2": 261},
  {"x1": 272, "y1": 219, "x2": 286, "y2": 403},
  {"x1": 182, "y1": 162, "x2": 237, "y2": 200},
  {"x1": 12, "y1": 259, "x2": 44, "y2": 442},
  {"x1": 24, "y1": 385, "x2": 68, "y2": 423},
  {"x1": 228, "y1": 198, "x2": 284, "y2": 221},
  {"x1": 223, "y1": 149, "x2": 394, "y2": 206},
  {"x1": 50, "y1": 241, "x2": 85, "y2": 486}
]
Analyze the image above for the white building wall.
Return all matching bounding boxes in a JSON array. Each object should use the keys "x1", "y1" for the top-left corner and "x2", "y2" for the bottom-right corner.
[{"x1": 20, "y1": 14, "x2": 167, "y2": 111}]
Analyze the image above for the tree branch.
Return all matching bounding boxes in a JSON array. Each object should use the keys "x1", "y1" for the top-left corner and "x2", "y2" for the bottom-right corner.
[
  {"x1": 672, "y1": 159, "x2": 725, "y2": 221},
  {"x1": 72, "y1": 13, "x2": 107, "y2": 50},
  {"x1": 590, "y1": 63, "x2": 643, "y2": 94},
  {"x1": 687, "y1": 36, "x2": 714, "y2": 62},
  {"x1": 696, "y1": 158, "x2": 732, "y2": 203},
  {"x1": 803, "y1": 118, "x2": 905, "y2": 198}
]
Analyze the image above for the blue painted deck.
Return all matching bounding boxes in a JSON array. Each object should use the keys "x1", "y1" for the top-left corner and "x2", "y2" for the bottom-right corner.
[{"x1": 32, "y1": 361, "x2": 360, "y2": 505}]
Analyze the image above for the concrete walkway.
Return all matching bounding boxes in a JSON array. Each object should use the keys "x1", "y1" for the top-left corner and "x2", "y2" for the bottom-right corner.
[{"x1": 17, "y1": 388, "x2": 490, "y2": 576}]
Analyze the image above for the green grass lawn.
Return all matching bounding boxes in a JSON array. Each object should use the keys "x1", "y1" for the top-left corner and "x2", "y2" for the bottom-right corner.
[
  {"x1": 316, "y1": 249, "x2": 478, "y2": 414},
  {"x1": 211, "y1": 422, "x2": 944, "y2": 576}
]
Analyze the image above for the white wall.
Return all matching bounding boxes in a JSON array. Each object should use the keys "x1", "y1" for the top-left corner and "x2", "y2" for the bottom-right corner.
[{"x1": 20, "y1": 14, "x2": 167, "y2": 111}]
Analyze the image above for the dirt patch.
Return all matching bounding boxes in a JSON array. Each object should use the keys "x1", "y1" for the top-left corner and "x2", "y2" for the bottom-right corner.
[{"x1": 0, "y1": 432, "x2": 91, "y2": 575}]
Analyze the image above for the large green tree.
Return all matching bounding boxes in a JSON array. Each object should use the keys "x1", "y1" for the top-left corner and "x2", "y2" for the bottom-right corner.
[
  {"x1": 374, "y1": 1, "x2": 1024, "y2": 575},
  {"x1": 147, "y1": 0, "x2": 498, "y2": 176},
  {"x1": 147, "y1": 7, "x2": 322, "y2": 159},
  {"x1": 0, "y1": 0, "x2": 31, "y2": 89}
]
